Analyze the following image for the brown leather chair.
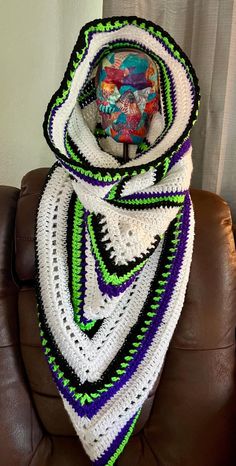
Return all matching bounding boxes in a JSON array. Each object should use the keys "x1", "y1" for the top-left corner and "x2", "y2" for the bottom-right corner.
[{"x1": 1, "y1": 167, "x2": 236, "y2": 466}]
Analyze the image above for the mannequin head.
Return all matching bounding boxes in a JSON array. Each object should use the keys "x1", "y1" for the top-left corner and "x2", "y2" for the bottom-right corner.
[{"x1": 95, "y1": 49, "x2": 160, "y2": 144}]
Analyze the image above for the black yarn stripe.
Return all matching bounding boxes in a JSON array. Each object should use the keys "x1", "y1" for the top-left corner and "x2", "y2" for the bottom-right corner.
[
  {"x1": 136, "y1": 137, "x2": 150, "y2": 155},
  {"x1": 79, "y1": 91, "x2": 96, "y2": 109},
  {"x1": 78, "y1": 76, "x2": 97, "y2": 108},
  {"x1": 154, "y1": 162, "x2": 170, "y2": 184},
  {"x1": 106, "y1": 198, "x2": 182, "y2": 210}
]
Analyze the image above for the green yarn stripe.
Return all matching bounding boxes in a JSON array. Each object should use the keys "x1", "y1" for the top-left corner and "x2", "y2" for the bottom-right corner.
[
  {"x1": 105, "y1": 408, "x2": 142, "y2": 466},
  {"x1": 65, "y1": 134, "x2": 81, "y2": 164},
  {"x1": 77, "y1": 87, "x2": 96, "y2": 105},
  {"x1": 109, "y1": 194, "x2": 185, "y2": 206},
  {"x1": 71, "y1": 198, "x2": 97, "y2": 331},
  {"x1": 106, "y1": 183, "x2": 120, "y2": 201}
]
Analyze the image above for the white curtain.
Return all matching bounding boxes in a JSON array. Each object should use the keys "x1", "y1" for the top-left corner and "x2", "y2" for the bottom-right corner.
[
  {"x1": 0, "y1": 0, "x2": 103, "y2": 188},
  {"x1": 103, "y1": 0, "x2": 236, "y2": 220}
]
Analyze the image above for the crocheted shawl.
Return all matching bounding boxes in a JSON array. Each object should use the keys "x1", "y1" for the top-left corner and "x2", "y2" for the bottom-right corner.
[{"x1": 35, "y1": 15, "x2": 200, "y2": 466}]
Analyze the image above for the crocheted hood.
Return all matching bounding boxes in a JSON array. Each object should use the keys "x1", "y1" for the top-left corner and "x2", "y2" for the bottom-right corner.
[
  {"x1": 37, "y1": 15, "x2": 200, "y2": 466},
  {"x1": 44, "y1": 15, "x2": 199, "y2": 177}
]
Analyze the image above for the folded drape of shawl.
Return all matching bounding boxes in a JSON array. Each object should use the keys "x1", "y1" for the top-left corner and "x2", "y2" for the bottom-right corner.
[{"x1": 35, "y1": 15, "x2": 200, "y2": 466}]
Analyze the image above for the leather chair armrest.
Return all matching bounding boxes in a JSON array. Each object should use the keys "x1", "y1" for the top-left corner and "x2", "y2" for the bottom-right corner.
[{"x1": 0, "y1": 186, "x2": 43, "y2": 466}]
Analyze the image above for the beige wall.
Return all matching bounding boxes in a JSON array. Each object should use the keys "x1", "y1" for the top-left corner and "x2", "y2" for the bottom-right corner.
[{"x1": 0, "y1": 0, "x2": 103, "y2": 188}]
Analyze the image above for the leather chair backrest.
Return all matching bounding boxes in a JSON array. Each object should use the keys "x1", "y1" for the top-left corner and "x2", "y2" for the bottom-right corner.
[{"x1": 6, "y1": 166, "x2": 236, "y2": 465}]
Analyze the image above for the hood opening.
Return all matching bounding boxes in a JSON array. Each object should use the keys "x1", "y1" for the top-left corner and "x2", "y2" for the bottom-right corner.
[{"x1": 77, "y1": 48, "x2": 164, "y2": 162}]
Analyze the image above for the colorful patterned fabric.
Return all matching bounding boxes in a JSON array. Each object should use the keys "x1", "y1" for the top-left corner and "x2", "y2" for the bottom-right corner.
[
  {"x1": 95, "y1": 49, "x2": 160, "y2": 143},
  {"x1": 36, "y1": 15, "x2": 200, "y2": 466}
]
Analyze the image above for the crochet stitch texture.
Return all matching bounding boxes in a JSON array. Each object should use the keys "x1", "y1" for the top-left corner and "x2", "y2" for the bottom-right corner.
[{"x1": 35, "y1": 15, "x2": 200, "y2": 465}]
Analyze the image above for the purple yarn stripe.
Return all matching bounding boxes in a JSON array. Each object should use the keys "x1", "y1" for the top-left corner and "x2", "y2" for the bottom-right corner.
[
  {"x1": 47, "y1": 192, "x2": 191, "y2": 419},
  {"x1": 95, "y1": 262, "x2": 140, "y2": 298},
  {"x1": 49, "y1": 106, "x2": 57, "y2": 139},
  {"x1": 169, "y1": 138, "x2": 191, "y2": 170}
]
